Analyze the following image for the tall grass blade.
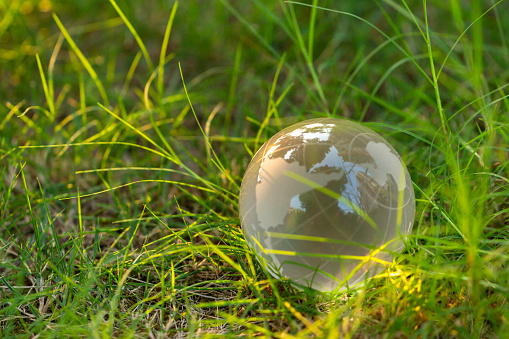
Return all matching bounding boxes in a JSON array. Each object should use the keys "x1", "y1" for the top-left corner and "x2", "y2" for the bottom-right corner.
[
  {"x1": 53, "y1": 13, "x2": 110, "y2": 106},
  {"x1": 35, "y1": 54, "x2": 55, "y2": 120},
  {"x1": 109, "y1": 0, "x2": 154, "y2": 71},
  {"x1": 158, "y1": 1, "x2": 178, "y2": 97}
]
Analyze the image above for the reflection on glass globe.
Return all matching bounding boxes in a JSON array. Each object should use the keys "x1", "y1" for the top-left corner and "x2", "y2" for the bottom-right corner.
[{"x1": 239, "y1": 118, "x2": 415, "y2": 292}]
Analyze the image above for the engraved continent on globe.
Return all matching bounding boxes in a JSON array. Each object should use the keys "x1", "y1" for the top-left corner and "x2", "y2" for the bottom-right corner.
[{"x1": 239, "y1": 118, "x2": 415, "y2": 292}]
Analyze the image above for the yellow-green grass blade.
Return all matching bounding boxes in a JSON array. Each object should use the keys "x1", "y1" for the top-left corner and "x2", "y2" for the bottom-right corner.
[
  {"x1": 158, "y1": 1, "x2": 178, "y2": 97},
  {"x1": 53, "y1": 13, "x2": 110, "y2": 106},
  {"x1": 109, "y1": 0, "x2": 154, "y2": 72},
  {"x1": 284, "y1": 170, "x2": 378, "y2": 231},
  {"x1": 287, "y1": 1, "x2": 432, "y2": 85},
  {"x1": 35, "y1": 53, "x2": 55, "y2": 120}
]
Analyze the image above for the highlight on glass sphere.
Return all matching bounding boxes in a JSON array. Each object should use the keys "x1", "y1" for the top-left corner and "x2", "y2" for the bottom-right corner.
[{"x1": 239, "y1": 118, "x2": 415, "y2": 292}]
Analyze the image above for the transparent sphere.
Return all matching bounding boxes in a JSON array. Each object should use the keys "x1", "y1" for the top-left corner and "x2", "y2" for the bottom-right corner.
[{"x1": 239, "y1": 118, "x2": 415, "y2": 292}]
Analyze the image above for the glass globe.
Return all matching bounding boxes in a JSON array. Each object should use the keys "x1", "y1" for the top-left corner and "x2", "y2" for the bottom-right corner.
[{"x1": 239, "y1": 118, "x2": 415, "y2": 292}]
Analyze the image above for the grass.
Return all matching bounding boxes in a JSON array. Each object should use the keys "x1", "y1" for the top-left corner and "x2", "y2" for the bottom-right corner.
[{"x1": 1, "y1": 0, "x2": 509, "y2": 337}]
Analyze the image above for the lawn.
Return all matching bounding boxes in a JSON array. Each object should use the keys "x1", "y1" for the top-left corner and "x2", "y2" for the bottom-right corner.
[{"x1": 1, "y1": 0, "x2": 509, "y2": 337}]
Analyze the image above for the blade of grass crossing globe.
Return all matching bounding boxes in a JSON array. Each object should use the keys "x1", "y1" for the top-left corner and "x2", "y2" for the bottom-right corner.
[
  {"x1": 265, "y1": 232, "x2": 379, "y2": 250},
  {"x1": 284, "y1": 170, "x2": 379, "y2": 232},
  {"x1": 263, "y1": 248, "x2": 390, "y2": 264}
]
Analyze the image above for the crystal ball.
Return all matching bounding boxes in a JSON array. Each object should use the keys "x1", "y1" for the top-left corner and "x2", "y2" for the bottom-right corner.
[{"x1": 239, "y1": 118, "x2": 415, "y2": 291}]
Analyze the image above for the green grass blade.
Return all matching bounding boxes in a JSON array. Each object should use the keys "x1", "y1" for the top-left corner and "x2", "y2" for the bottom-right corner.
[
  {"x1": 53, "y1": 13, "x2": 110, "y2": 106},
  {"x1": 35, "y1": 54, "x2": 55, "y2": 120},
  {"x1": 437, "y1": 0, "x2": 504, "y2": 79},
  {"x1": 287, "y1": 3, "x2": 328, "y2": 112},
  {"x1": 287, "y1": 1, "x2": 432, "y2": 85},
  {"x1": 158, "y1": 1, "x2": 178, "y2": 97},
  {"x1": 178, "y1": 63, "x2": 239, "y2": 191},
  {"x1": 109, "y1": 0, "x2": 154, "y2": 72},
  {"x1": 283, "y1": 170, "x2": 378, "y2": 232},
  {"x1": 225, "y1": 43, "x2": 242, "y2": 132},
  {"x1": 97, "y1": 103, "x2": 172, "y2": 159}
]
